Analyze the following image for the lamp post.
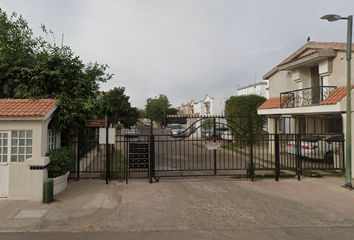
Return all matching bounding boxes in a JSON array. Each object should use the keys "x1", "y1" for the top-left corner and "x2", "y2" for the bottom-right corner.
[{"x1": 321, "y1": 14, "x2": 353, "y2": 188}]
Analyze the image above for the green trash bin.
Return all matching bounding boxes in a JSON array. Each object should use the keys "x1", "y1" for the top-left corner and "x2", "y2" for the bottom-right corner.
[{"x1": 44, "y1": 179, "x2": 54, "y2": 203}]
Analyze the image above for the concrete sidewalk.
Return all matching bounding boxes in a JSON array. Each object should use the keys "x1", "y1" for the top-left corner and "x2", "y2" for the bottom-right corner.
[
  {"x1": 0, "y1": 179, "x2": 122, "y2": 232},
  {"x1": 1, "y1": 176, "x2": 354, "y2": 233}
]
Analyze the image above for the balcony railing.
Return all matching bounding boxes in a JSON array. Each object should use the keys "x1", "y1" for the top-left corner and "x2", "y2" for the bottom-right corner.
[{"x1": 280, "y1": 86, "x2": 337, "y2": 108}]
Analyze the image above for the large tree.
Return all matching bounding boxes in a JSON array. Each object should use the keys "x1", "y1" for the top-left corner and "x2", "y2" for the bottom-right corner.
[
  {"x1": 98, "y1": 87, "x2": 139, "y2": 127},
  {"x1": 145, "y1": 94, "x2": 177, "y2": 127},
  {"x1": 0, "y1": 9, "x2": 113, "y2": 133}
]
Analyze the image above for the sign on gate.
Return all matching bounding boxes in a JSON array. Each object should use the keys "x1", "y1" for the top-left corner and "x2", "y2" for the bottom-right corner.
[
  {"x1": 205, "y1": 142, "x2": 221, "y2": 150},
  {"x1": 99, "y1": 128, "x2": 116, "y2": 144},
  {"x1": 85, "y1": 119, "x2": 107, "y2": 127}
]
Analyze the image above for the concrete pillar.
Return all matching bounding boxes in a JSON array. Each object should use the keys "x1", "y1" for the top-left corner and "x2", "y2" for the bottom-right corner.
[
  {"x1": 27, "y1": 157, "x2": 51, "y2": 201},
  {"x1": 341, "y1": 113, "x2": 354, "y2": 177}
]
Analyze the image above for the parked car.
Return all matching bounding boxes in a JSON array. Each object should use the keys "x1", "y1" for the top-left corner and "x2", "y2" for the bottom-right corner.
[
  {"x1": 166, "y1": 124, "x2": 187, "y2": 137},
  {"x1": 202, "y1": 127, "x2": 229, "y2": 139},
  {"x1": 221, "y1": 130, "x2": 233, "y2": 141},
  {"x1": 286, "y1": 135, "x2": 343, "y2": 163},
  {"x1": 123, "y1": 125, "x2": 139, "y2": 137},
  {"x1": 144, "y1": 121, "x2": 152, "y2": 127}
]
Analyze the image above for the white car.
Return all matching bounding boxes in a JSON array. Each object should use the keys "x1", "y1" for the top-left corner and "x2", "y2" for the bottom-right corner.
[
  {"x1": 286, "y1": 135, "x2": 343, "y2": 163},
  {"x1": 144, "y1": 121, "x2": 152, "y2": 127},
  {"x1": 221, "y1": 130, "x2": 233, "y2": 141},
  {"x1": 166, "y1": 124, "x2": 187, "y2": 137},
  {"x1": 123, "y1": 125, "x2": 139, "y2": 137}
]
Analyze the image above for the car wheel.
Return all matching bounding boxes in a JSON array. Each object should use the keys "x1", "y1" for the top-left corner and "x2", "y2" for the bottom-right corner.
[{"x1": 324, "y1": 151, "x2": 334, "y2": 164}]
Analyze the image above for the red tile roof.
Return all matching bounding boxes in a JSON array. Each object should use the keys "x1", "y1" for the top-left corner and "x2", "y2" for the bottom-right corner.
[
  {"x1": 0, "y1": 99, "x2": 58, "y2": 117},
  {"x1": 277, "y1": 50, "x2": 320, "y2": 67},
  {"x1": 320, "y1": 86, "x2": 354, "y2": 105},
  {"x1": 257, "y1": 98, "x2": 280, "y2": 110},
  {"x1": 307, "y1": 41, "x2": 353, "y2": 46}
]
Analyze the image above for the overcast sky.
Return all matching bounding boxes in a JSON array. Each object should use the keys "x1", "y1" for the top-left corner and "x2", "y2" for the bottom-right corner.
[{"x1": 0, "y1": 0, "x2": 353, "y2": 109}]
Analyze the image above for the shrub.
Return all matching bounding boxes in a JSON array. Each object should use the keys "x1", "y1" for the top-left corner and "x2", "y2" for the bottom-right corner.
[{"x1": 48, "y1": 147, "x2": 75, "y2": 178}]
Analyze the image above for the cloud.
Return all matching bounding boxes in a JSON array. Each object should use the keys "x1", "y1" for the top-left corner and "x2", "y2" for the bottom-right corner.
[{"x1": 1, "y1": 0, "x2": 352, "y2": 109}]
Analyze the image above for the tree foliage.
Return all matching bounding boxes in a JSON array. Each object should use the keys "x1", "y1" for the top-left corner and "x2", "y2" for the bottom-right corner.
[
  {"x1": 0, "y1": 9, "x2": 113, "y2": 133},
  {"x1": 225, "y1": 94, "x2": 267, "y2": 140},
  {"x1": 98, "y1": 87, "x2": 139, "y2": 127},
  {"x1": 145, "y1": 94, "x2": 177, "y2": 126}
]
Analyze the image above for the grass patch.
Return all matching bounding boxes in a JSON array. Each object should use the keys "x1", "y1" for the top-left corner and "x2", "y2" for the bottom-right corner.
[
  {"x1": 321, "y1": 170, "x2": 344, "y2": 177},
  {"x1": 260, "y1": 171, "x2": 296, "y2": 179},
  {"x1": 230, "y1": 171, "x2": 296, "y2": 180},
  {"x1": 231, "y1": 175, "x2": 249, "y2": 179},
  {"x1": 301, "y1": 170, "x2": 323, "y2": 178},
  {"x1": 100, "y1": 149, "x2": 126, "y2": 179}
]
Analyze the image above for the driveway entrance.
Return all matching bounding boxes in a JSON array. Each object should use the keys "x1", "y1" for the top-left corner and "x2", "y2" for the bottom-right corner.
[{"x1": 68, "y1": 116, "x2": 345, "y2": 182}]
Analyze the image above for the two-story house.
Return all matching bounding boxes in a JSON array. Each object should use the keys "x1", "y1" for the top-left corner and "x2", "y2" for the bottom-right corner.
[
  {"x1": 258, "y1": 41, "x2": 353, "y2": 131},
  {"x1": 257, "y1": 41, "x2": 354, "y2": 169}
]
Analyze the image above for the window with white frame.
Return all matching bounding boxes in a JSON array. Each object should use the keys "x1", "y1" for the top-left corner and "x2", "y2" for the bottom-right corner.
[
  {"x1": 47, "y1": 129, "x2": 57, "y2": 153},
  {"x1": 204, "y1": 103, "x2": 210, "y2": 114},
  {"x1": 0, "y1": 132, "x2": 9, "y2": 163},
  {"x1": 10, "y1": 130, "x2": 33, "y2": 162}
]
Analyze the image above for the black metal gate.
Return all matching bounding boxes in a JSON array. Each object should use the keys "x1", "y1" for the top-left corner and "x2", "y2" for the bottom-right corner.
[{"x1": 68, "y1": 115, "x2": 345, "y2": 182}]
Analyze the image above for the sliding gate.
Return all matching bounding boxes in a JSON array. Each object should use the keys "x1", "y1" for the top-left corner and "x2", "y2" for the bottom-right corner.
[{"x1": 68, "y1": 116, "x2": 345, "y2": 181}]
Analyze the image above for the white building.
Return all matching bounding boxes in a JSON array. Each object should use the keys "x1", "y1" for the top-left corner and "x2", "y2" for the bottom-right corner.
[
  {"x1": 0, "y1": 99, "x2": 60, "y2": 201},
  {"x1": 237, "y1": 81, "x2": 269, "y2": 99},
  {"x1": 183, "y1": 94, "x2": 228, "y2": 137}
]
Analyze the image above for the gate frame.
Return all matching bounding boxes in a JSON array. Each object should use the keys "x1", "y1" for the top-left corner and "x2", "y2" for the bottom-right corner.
[{"x1": 68, "y1": 115, "x2": 345, "y2": 182}]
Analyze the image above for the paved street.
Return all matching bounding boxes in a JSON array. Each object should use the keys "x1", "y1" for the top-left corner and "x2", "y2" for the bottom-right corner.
[{"x1": 1, "y1": 176, "x2": 354, "y2": 239}]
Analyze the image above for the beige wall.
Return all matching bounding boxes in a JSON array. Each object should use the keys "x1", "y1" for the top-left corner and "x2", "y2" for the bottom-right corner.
[
  {"x1": 328, "y1": 51, "x2": 354, "y2": 87},
  {"x1": 268, "y1": 50, "x2": 354, "y2": 98},
  {"x1": 268, "y1": 71, "x2": 296, "y2": 98}
]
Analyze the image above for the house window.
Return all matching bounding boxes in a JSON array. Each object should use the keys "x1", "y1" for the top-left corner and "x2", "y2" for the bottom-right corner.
[
  {"x1": 205, "y1": 103, "x2": 210, "y2": 114},
  {"x1": 278, "y1": 118, "x2": 285, "y2": 133},
  {"x1": 10, "y1": 130, "x2": 33, "y2": 162},
  {"x1": 0, "y1": 132, "x2": 9, "y2": 163},
  {"x1": 47, "y1": 129, "x2": 57, "y2": 153}
]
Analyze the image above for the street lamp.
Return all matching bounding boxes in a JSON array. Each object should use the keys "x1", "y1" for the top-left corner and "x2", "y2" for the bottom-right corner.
[{"x1": 321, "y1": 14, "x2": 353, "y2": 188}]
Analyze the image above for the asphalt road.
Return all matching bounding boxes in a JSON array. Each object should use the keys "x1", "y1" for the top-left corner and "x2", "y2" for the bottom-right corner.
[{"x1": 3, "y1": 227, "x2": 354, "y2": 240}]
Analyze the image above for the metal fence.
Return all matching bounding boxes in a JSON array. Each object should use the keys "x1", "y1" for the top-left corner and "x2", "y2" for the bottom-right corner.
[{"x1": 66, "y1": 115, "x2": 345, "y2": 182}]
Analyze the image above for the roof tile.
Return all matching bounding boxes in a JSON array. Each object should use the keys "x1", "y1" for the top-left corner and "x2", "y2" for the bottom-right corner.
[
  {"x1": 320, "y1": 86, "x2": 354, "y2": 105},
  {"x1": 257, "y1": 98, "x2": 280, "y2": 110},
  {"x1": 0, "y1": 99, "x2": 58, "y2": 117}
]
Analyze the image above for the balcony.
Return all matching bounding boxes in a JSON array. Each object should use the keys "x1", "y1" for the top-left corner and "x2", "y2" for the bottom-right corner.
[{"x1": 280, "y1": 86, "x2": 337, "y2": 108}]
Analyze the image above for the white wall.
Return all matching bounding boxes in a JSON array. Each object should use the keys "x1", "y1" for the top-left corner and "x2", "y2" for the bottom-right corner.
[
  {"x1": 237, "y1": 82, "x2": 268, "y2": 98},
  {"x1": 0, "y1": 119, "x2": 52, "y2": 200}
]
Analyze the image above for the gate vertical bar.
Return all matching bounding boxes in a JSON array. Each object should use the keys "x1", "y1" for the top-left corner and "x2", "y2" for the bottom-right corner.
[
  {"x1": 149, "y1": 134, "x2": 155, "y2": 183},
  {"x1": 106, "y1": 117, "x2": 110, "y2": 184},
  {"x1": 213, "y1": 117, "x2": 217, "y2": 176},
  {"x1": 125, "y1": 137, "x2": 129, "y2": 184},
  {"x1": 296, "y1": 133, "x2": 301, "y2": 181},
  {"x1": 76, "y1": 132, "x2": 80, "y2": 181},
  {"x1": 275, "y1": 118, "x2": 280, "y2": 181},
  {"x1": 249, "y1": 117, "x2": 254, "y2": 181},
  {"x1": 275, "y1": 134, "x2": 280, "y2": 181}
]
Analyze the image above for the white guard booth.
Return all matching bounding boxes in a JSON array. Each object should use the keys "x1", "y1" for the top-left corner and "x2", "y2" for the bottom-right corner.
[{"x1": 0, "y1": 99, "x2": 59, "y2": 201}]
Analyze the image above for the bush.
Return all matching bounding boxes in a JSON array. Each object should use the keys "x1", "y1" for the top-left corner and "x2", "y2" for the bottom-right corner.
[
  {"x1": 225, "y1": 94, "x2": 267, "y2": 145},
  {"x1": 48, "y1": 147, "x2": 75, "y2": 178}
]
